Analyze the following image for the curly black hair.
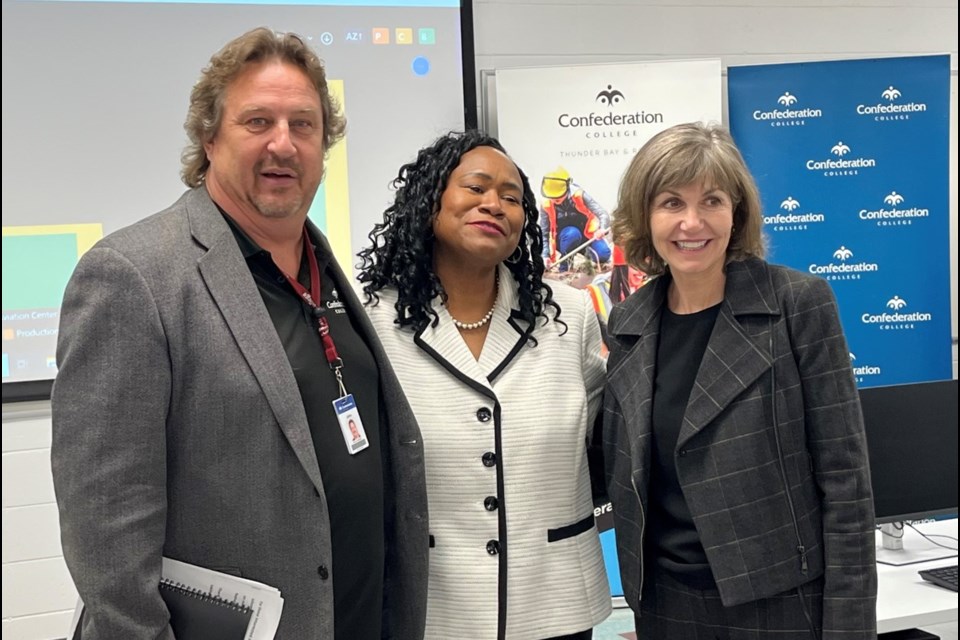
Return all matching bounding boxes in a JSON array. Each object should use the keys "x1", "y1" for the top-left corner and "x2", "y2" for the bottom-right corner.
[{"x1": 358, "y1": 130, "x2": 563, "y2": 337}]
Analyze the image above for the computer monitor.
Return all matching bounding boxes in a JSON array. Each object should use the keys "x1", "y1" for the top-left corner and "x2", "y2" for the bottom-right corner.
[{"x1": 859, "y1": 379, "x2": 958, "y2": 565}]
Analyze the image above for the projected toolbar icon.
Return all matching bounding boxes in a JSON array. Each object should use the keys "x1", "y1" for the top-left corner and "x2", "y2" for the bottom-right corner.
[{"x1": 412, "y1": 56, "x2": 430, "y2": 76}]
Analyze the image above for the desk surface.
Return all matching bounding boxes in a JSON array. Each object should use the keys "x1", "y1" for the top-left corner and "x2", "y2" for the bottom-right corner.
[{"x1": 877, "y1": 519, "x2": 958, "y2": 633}]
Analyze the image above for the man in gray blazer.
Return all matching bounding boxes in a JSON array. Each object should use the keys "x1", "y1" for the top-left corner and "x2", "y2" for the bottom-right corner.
[{"x1": 51, "y1": 27, "x2": 427, "y2": 640}]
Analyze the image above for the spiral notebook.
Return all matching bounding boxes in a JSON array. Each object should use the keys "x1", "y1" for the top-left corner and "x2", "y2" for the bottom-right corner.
[
  {"x1": 159, "y1": 578, "x2": 253, "y2": 639},
  {"x1": 69, "y1": 557, "x2": 284, "y2": 640},
  {"x1": 71, "y1": 580, "x2": 252, "y2": 640}
]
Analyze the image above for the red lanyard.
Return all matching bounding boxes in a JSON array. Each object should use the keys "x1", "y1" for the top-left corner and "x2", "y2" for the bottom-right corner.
[{"x1": 281, "y1": 228, "x2": 346, "y2": 394}]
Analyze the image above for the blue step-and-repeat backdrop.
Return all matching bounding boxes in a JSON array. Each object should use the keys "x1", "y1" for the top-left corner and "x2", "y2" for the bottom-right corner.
[{"x1": 728, "y1": 55, "x2": 952, "y2": 387}]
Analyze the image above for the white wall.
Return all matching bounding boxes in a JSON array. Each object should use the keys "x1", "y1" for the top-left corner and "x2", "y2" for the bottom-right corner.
[
  {"x1": 2, "y1": 402, "x2": 76, "y2": 638},
  {"x1": 3, "y1": 1, "x2": 957, "y2": 637}
]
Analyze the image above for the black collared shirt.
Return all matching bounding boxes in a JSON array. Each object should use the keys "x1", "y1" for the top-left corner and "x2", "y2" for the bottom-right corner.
[{"x1": 223, "y1": 212, "x2": 384, "y2": 640}]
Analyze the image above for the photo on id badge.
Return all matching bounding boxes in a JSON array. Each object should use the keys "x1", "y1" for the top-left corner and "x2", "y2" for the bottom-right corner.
[{"x1": 333, "y1": 394, "x2": 369, "y2": 454}]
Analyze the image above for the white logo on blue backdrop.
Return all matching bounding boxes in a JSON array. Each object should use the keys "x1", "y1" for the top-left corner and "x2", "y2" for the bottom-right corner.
[
  {"x1": 808, "y1": 246, "x2": 879, "y2": 281},
  {"x1": 849, "y1": 352, "x2": 882, "y2": 383},
  {"x1": 860, "y1": 295, "x2": 933, "y2": 331},
  {"x1": 859, "y1": 191, "x2": 930, "y2": 227},
  {"x1": 832, "y1": 141, "x2": 851, "y2": 156},
  {"x1": 806, "y1": 141, "x2": 877, "y2": 177},
  {"x1": 856, "y1": 85, "x2": 928, "y2": 121},
  {"x1": 752, "y1": 91, "x2": 823, "y2": 127},
  {"x1": 887, "y1": 296, "x2": 908, "y2": 310},
  {"x1": 763, "y1": 196, "x2": 826, "y2": 232}
]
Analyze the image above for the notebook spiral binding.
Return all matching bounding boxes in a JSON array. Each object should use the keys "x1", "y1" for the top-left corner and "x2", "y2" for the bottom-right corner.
[{"x1": 159, "y1": 579, "x2": 254, "y2": 613}]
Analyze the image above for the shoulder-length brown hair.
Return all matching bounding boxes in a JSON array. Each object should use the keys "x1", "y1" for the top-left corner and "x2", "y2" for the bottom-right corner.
[
  {"x1": 612, "y1": 122, "x2": 765, "y2": 276},
  {"x1": 180, "y1": 27, "x2": 346, "y2": 188}
]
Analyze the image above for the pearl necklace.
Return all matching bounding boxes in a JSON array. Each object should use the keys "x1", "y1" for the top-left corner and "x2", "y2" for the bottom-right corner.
[{"x1": 448, "y1": 272, "x2": 499, "y2": 331}]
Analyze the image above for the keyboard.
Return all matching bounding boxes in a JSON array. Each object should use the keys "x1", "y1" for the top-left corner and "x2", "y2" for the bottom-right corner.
[{"x1": 918, "y1": 564, "x2": 959, "y2": 592}]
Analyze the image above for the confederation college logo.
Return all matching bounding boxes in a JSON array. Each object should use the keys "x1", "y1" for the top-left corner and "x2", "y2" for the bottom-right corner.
[
  {"x1": 763, "y1": 196, "x2": 825, "y2": 231},
  {"x1": 849, "y1": 352, "x2": 881, "y2": 380},
  {"x1": 327, "y1": 287, "x2": 346, "y2": 313},
  {"x1": 752, "y1": 91, "x2": 823, "y2": 127},
  {"x1": 595, "y1": 84, "x2": 625, "y2": 106},
  {"x1": 807, "y1": 246, "x2": 878, "y2": 281},
  {"x1": 861, "y1": 295, "x2": 932, "y2": 331},
  {"x1": 830, "y1": 141, "x2": 851, "y2": 156},
  {"x1": 557, "y1": 83, "x2": 664, "y2": 137},
  {"x1": 858, "y1": 190, "x2": 930, "y2": 227},
  {"x1": 887, "y1": 296, "x2": 907, "y2": 310},
  {"x1": 806, "y1": 141, "x2": 877, "y2": 177},
  {"x1": 857, "y1": 85, "x2": 928, "y2": 121},
  {"x1": 778, "y1": 92, "x2": 798, "y2": 106}
]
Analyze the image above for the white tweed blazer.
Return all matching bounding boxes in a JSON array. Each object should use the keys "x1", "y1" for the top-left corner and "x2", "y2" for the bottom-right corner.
[{"x1": 366, "y1": 265, "x2": 611, "y2": 640}]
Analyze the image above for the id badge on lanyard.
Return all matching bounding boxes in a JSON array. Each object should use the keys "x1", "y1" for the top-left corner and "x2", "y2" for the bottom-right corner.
[{"x1": 283, "y1": 228, "x2": 370, "y2": 455}]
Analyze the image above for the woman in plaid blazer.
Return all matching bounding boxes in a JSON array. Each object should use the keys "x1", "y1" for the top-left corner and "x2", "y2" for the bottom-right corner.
[{"x1": 603, "y1": 122, "x2": 877, "y2": 639}]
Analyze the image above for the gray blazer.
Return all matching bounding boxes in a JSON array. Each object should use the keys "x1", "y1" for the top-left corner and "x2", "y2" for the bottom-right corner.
[
  {"x1": 603, "y1": 257, "x2": 877, "y2": 639},
  {"x1": 51, "y1": 187, "x2": 428, "y2": 640}
]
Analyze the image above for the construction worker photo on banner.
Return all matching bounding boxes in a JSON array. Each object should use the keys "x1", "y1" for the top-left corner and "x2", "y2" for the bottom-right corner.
[{"x1": 539, "y1": 167, "x2": 612, "y2": 276}]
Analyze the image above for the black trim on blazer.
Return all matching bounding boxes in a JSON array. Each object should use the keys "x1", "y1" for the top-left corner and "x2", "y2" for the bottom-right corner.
[
  {"x1": 411, "y1": 305, "x2": 529, "y2": 390},
  {"x1": 492, "y1": 402, "x2": 508, "y2": 640},
  {"x1": 412, "y1": 323, "x2": 516, "y2": 640},
  {"x1": 429, "y1": 535, "x2": 435, "y2": 548},
  {"x1": 547, "y1": 514, "x2": 596, "y2": 542},
  {"x1": 413, "y1": 329, "x2": 496, "y2": 401},
  {"x1": 487, "y1": 311, "x2": 532, "y2": 384}
]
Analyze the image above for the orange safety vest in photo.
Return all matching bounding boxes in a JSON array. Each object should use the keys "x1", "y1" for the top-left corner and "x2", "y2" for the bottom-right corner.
[{"x1": 543, "y1": 190, "x2": 603, "y2": 261}]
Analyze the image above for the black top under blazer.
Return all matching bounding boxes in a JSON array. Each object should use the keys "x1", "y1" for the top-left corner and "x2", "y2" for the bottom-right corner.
[{"x1": 603, "y1": 257, "x2": 877, "y2": 639}]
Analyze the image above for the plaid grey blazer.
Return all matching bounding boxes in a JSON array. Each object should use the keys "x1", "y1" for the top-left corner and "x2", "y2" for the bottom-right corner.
[{"x1": 603, "y1": 257, "x2": 877, "y2": 639}]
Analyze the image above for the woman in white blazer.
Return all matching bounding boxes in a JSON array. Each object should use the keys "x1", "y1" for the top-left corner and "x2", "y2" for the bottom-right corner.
[{"x1": 359, "y1": 131, "x2": 611, "y2": 640}]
